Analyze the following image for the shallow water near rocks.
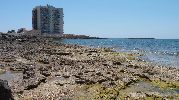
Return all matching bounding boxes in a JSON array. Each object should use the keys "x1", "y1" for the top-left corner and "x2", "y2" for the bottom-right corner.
[
  {"x1": 0, "y1": 70, "x2": 23, "y2": 86},
  {"x1": 175, "y1": 89, "x2": 179, "y2": 93},
  {"x1": 121, "y1": 81, "x2": 178, "y2": 96}
]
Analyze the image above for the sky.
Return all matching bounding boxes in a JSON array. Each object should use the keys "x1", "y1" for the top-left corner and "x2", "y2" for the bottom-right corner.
[{"x1": 0, "y1": 0, "x2": 179, "y2": 39}]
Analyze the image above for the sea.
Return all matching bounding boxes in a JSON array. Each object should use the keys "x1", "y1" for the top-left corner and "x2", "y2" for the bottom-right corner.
[{"x1": 55, "y1": 38, "x2": 179, "y2": 68}]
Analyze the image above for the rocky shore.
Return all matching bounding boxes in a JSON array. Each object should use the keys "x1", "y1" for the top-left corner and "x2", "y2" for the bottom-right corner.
[{"x1": 0, "y1": 35, "x2": 179, "y2": 99}]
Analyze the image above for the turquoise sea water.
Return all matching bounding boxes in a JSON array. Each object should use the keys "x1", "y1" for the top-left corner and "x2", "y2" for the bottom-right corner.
[{"x1": 56, "y1": 38, "x2": 179, "y2": 68}]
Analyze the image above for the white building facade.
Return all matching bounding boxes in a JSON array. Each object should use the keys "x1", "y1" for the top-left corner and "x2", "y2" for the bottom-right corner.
[{"x1": 32, "y1": 5, "x2": 64, "y2": 35}]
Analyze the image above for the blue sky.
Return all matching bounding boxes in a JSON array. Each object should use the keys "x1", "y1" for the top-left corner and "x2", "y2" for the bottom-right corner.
[{"x1": 0, "y1": 0, "x2": 179, "y2": 39}]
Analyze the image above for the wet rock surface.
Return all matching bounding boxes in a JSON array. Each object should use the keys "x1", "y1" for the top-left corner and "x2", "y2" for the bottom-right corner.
[{"x1": 0, "y1": 35, "x2": 179, "y2": 99}]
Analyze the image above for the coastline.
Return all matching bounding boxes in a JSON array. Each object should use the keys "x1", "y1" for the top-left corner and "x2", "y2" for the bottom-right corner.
[
  {"x1": 61, "y1": 38, "x2": 179, "y2": 68},
  {"x1": 0, "y1": 35, "x2": 179, "y2": 99}
]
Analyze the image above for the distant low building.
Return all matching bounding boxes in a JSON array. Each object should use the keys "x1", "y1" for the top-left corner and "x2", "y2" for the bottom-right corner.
[
  {"x1": 17, "y1": 28, "x2": 27, "y2": 33},
  {"x1": 7, "y1": 30, "x2": 16, "y2": 33},
  {"x1": 4, "y1": 28, "x2": 41, "y2": 37},
  {"x1": 16, "y1": 28, "x2": 41, "y2": 36}
]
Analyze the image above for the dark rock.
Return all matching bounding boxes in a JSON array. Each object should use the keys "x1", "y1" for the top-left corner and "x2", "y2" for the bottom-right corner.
[
  {"x1": 84, "y1": 69, "x2": 95, "y2": 73},
  {"x1": 113, "y1": 61, "x2": 122, "y2": 65},
  {"x1": 97, "y1": 78, "x2": 107, "y2": 83},
  {"x1": 23, "y1": 74, "x2": 46, "y2": 90},
  {"x1": 127, "y1": 64, "x2": 133, "y2": 68},
  {"x1": 41, "y1": 71, "x2": 51, "y2": 77},
  {"x1": 73, "y1": 75, "x2": 81, "y2": 79},
  {"x1": 102, "y1": 61, "x2": 113, "y2": 66},
  {"x1": 120, "y1": 69, "x2": 125, "y2": 73},
  {"x1": 39, "y1": 58, "x2": 50, "y2": 64},
  {"x1": 0, "y1": 79, "x2": 13, "y2": 100},
  {"x1": 54, "y1": 52, "x2": 71, "y2": 56},
  {"x1": 87, "y1": 53, "x2": 92, "y2": 56},
  {"x1": 134, "y1": 73, "x2": 151, "y2": 81},
  {"x1": 75, "y1": 79, "x2": 86, "y2": 84},
  {"x1": 96, "y1": 72, "x2": 102, "y2": 76},
  {"x1": 75, "y1": 78, "x2": 96, "y2": 85},
  {"x1": 23, "y1": 65, "x2": 47, "y2": 90},
  {"x1": 39, "y1": 66, "x2": 51, "y2": 77},
  {"x1": 122, "y1": 77, "x2": 137, "y2": 86},
  {"x1": 133, "y1": 65, "x2": 139, "y2": 69},
  {"x1": 102, "y1": 63, "x2": 108, "y2": 66},
  {"x1": 23, "y1": 65, "x2": 35, "y2": 79},
  {"x1": 78, "y1": 72, "x2": 83, "y2": 75},
  {"x1": 63, "y1": 75, "x2": 70, "y2": 78}
]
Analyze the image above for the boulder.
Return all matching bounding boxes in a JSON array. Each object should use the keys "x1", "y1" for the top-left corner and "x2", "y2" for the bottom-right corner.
[
  {"x1": 22, "y1": 65, "x2": 46, "y2": 90},
  {"x1": 23, "y1": 73, "x2": 46, "y2": 90},
  {"x1": 113, "y1": 61, "x2": 122, "y2": 65},
  {"x1": 0, "y1": 79, "x2": 13, "y2": 100},
  {"x1": 39, "y1": 66, "x2": 51, "y2": 77}
]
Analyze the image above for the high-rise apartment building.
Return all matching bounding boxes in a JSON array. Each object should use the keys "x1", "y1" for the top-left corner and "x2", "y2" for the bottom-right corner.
[{"x1": 32, "y1": 5, "x2": 64, "y2": 34}]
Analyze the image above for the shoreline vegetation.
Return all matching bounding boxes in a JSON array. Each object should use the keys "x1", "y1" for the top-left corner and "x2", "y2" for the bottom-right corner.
[{"x1": 0, "y1": 34, "x2": 179, "y2": 99}]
